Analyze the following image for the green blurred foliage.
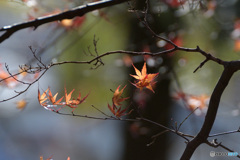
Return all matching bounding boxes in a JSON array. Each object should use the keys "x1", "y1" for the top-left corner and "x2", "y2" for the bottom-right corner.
[
  {"x1": 172, "y1": 2, "x2": 240, "y2": 96},
  {"x1": 58, "y1": 6, "x2": 130, "y2": 113}
]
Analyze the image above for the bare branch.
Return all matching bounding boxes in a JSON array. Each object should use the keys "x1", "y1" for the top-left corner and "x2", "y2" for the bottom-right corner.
[
  {"x1": 5, "y1": 63, "x2": 30, "y2": 85},
  {"x1": 52, "y1": 110, "x2": 194, "y2": 142},
  {"x1": 0, "y1": 68, "x2": 48, "y2": 102},
  {"x1": 193, "y1": 58, "x2": 209, "y2": 73},
  {"x1": 137, "y1": 117, "x2": 193, "y2": 142},
  {"x1": 177, "y1": 107, "x2": 199, "y2": 131},
  {"x1": 91, "y1": 105, "x2": 112, "y2": 118},
  {"x1": 209, "y1": 128, "x2": 240, "y2": 137}
]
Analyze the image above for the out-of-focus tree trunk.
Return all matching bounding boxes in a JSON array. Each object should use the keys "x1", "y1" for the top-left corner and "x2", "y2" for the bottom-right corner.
[{"x1": 123, "y1": 1, "x2": 176, "y2": 160}]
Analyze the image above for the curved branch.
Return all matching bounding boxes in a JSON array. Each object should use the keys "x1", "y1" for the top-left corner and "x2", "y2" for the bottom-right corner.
[{"x1": 0, "y1": 0, "x2": 129, "y2": 43}]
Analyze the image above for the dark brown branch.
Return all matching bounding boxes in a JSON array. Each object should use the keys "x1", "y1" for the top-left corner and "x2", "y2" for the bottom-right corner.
[
  {"x1": 49, "y1": 45, "x2": 224, "y2": 67},
  {"x1": 0, "y1": 0, "x2": 129, "y2": 43},
  {"x1": 180, "y1": 61, "x2": 240, "y2": 160},
  {"x1": 193, "y1": 58, "x2": 209, "y2": 73}
]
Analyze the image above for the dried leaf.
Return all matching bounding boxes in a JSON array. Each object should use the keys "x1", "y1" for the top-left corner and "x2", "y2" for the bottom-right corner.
[
  {"x1": 38, "y1": 88, "x2": 49, "y2": 107},
  {"x1": 130, "y1": 62, "x2": 158, "y2": 92},
  {"x1": 112, "y1": 85, "x2": 129, "y2": 106},
  {"x1": 64, "y1": 87, "x2": 89, "y2": 112},
  {"x1": 48, "y1": 89, "x2": 63, "y2": 105},
  {"x1": 108, "y1": 102, "x2": 132, "y2": 118}
]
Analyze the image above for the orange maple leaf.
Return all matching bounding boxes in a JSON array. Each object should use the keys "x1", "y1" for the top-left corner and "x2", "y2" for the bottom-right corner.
[
  {"x1": 108, "y1": 103, "x2": 132, "y2": 118},
  {"x1": 64, "y1": 87, "x2": 89, "y2": 112},
  {"x1": 112, "y1": 85, "x2": 129, "y2": 106},
  {"x1": 38, "y1": 87, "x2": 89, "y2": 112},
  {"x1": 130, "y1": 62, "x2": 159, "y2": 93},
  {"x1": 38, "y1": 88, "x2": 49, "y2": 107},
  {"x1": 47, "y1": 88, "x2": 63, "y2": 105}
]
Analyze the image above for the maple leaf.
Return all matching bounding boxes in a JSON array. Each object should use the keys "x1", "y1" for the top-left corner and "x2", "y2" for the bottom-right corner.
[
  {"x1": 47, "y1": 88, "x2": 63, "y2": 105},
  {"x1": 38, "y1": 87, "x2": 89, "y2": 112},
  {"x1": 64, "y1": 87, "x2": 89, "y2": 112},
  {"x1": 112, "y1": 85, "x2": 129, "y2": 106},
  {"x1": 130, "y1": 62, "x2": 159, "y2": 93},
  {"x1": 108, "y1": 103, "x2": 132, "y2": 118},
  {"x1": 38, "y1": 88, "x2": 49, "y2": 107}
]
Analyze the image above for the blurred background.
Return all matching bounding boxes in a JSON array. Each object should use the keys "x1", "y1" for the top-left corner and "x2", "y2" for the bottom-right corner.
[{"x1": 0, "y1": 0, "x2": 240, "y2": 159}]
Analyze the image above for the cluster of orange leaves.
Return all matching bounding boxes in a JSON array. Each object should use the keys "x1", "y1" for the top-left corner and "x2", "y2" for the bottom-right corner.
[
  {"x1": 108, "y1": 62, "x2": 159, "y2": 117},
  {"x1": 38, "y1": 87, "x2": 89, "y2": 112},
  {"x1": 108, "y1": 85, "x2": 132, "y2": 118},
  {"x1": 37, "y1": 62, "x2": 159, "y2": 117},
  {"x1": 173, "y1": 91, "x2": 209, "y2": 115}
]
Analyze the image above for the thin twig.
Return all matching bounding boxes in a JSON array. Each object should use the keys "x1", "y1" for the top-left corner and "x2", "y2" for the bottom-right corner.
[
  {"x1": 91, "y1": 105, "x2": 112, "y2": 117},
  {"x1": 193, "y1": 58, "x2": 209, "y2": 73},
  {"x1": 206, "y1": 139, "x2": 240, "y2": 158},
  {"x1": 177, "y1": 107, "x2": 199, "y2": 131},
  {"x1": 0, "y1": 68, "x2": 48, "y2": 102},
  {"x1": 209, "y1": 128, "x2": 240, "y2": 137}
]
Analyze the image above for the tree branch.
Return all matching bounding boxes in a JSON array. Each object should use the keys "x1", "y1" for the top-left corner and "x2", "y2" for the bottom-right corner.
[
  {"x1": 0, "y1": 0, "x2": 129, "y2": 43},
  {"x1": 180, "y1": 61, "x2": 240, "y2": 160}
]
